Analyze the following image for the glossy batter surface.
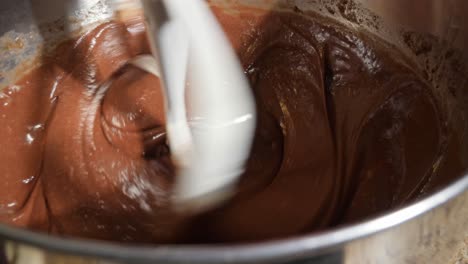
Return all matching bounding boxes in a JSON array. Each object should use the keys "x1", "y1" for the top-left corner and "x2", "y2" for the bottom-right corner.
[{"x1": 0, "y1": 7, "x2": 463, "y2": 244}]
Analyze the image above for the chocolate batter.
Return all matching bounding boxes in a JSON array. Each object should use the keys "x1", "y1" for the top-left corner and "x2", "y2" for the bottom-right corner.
[{"x1": 0, "y1": 7, "x2": 464, "y2": 244}]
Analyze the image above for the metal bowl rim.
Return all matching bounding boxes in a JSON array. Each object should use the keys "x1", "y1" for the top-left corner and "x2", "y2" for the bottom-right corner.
[{"x1": 0, "y1": 174, "x2": 466, "y2": 263}]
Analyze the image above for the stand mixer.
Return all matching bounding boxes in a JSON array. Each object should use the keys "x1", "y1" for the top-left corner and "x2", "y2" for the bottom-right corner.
[
  {"x1": 129, "y1": 0, "x2": 256, "y2": 212},
  {"x1": 0, "y1": 0, "x2": 467, "y2": 263}
]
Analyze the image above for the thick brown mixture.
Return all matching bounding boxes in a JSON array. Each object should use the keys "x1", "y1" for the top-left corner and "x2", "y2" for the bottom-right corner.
[{"x1": 0, "y1": 7, "x2": 464, "y2": 244}]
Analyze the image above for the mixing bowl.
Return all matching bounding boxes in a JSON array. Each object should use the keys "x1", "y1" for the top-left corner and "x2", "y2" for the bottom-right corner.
[{"x1": 0, "y1": 0, "x2": 467, "y2": 263}]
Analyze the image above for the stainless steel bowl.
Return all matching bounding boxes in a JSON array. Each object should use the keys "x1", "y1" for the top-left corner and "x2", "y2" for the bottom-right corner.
[{"x1": 0, "y1": 0, "x2": 467, "y2": 263}]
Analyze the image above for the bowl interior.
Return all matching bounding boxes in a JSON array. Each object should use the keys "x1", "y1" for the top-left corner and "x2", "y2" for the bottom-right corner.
[{"x1": 0, "y1": 0, "x2": 467, "y2": 261}]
